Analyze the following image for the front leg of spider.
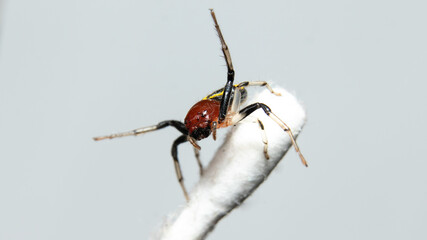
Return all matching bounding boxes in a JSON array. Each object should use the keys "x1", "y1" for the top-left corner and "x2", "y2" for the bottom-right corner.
[{"x1": 210, "y1": 9, "x2": 235, "y2": 124}]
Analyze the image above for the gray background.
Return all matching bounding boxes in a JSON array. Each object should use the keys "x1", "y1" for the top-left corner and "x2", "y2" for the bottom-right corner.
[{"x1": 0, "y1": 0, "x2": 426, "y2": 239}]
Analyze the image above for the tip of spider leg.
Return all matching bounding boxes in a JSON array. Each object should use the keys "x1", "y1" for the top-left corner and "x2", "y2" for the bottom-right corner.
[{"x1": 301, "y1": 156, "x2": 308, "y2": 167}]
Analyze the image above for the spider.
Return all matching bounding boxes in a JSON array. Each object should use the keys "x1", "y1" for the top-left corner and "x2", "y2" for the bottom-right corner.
[{"x1": 93, "y1": 9, "x2": 307, "y2": 201}]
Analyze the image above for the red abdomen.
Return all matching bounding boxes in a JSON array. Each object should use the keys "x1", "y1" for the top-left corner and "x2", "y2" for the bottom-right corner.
[{"x1": 184, "y1": 99, "x2": 220, "y2": 140}]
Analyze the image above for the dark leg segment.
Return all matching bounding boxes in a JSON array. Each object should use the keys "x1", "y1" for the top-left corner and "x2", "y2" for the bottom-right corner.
[
  {"x1": 93, "y1": 120, "x2": 187, "y2": 141},
  {"x1": 219, "y1": 78, "x2": 235, "y2": 123},
  {"x1": 171, "y1": 135, "x2": 190, "y2": 201},
  {"x1": 235, "y1": 103, "x2": 272, "y2": 122},
  {"x1": 234, "y1": 103, "x2": 308, "y2": 167}
]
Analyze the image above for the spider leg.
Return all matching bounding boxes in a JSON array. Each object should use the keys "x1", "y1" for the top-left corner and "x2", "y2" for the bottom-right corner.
[
  {"x1": 210, "y1": 9, "x2": 235, "y2": 123},
  {"x1": 236, "y1": 81, "x2": 282, "y2": 96},
  {"x1": 233, "y1": 103, "x2": 308, "y2": 167},
  {"x1": 93, "y1": 120, "x2": 187, "y2": 141},
  {"x1": 193, "y1": 147, "x2": 204, "y2": 176},
  {"x1": 257, "y1": 119, "x2": 270, "y2": 160},
  {"x1": 172, "y1": 135, "x2": 190, "y2": 201}
]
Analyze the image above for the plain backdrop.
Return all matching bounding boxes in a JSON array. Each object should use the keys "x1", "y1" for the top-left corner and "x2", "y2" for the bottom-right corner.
[{"x1": 0, "y1": 0, "x2": 426, "y2": 240}]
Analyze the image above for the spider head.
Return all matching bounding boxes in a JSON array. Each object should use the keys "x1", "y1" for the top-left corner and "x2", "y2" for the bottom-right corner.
[{"x1": 189, "y1": 125, "x2": 212, "y2": 140}]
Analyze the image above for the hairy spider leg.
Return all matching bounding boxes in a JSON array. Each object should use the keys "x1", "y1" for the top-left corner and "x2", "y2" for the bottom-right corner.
[
  {"x1": 236, "y1": 81, "x2": 282, "y2": 96},
  {"x1": 210, "y1": 9, "x2": 235, "y2": 123},
  {"x1": 92, "y1": 120, "x2": 187, "y2": 141},
  {"x1": 231, "y1": 103, "x2": 308, "y2": 167}
]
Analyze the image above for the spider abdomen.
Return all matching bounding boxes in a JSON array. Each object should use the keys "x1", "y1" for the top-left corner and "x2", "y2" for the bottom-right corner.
[{"x1": 184, "y1": 99, "x2": 221, "y2": 140}]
